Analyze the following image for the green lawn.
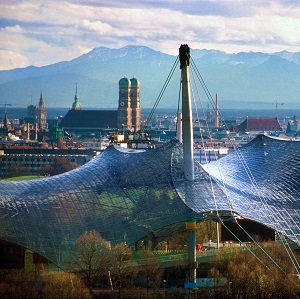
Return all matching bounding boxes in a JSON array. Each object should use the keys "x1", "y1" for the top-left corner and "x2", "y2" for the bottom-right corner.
[{"x1": 4, "y1": 175, "x2": 42, "y2": 181}]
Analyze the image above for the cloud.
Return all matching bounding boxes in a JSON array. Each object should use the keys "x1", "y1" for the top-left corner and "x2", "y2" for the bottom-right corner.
[
  {"x1": 0, "y1": 50, "x2": 29, "y2": 70},
  {"x1": 81, "y1": 20, "x2": 113, "y2": 34},
  {"x1": 0, "y1": 0, "x2": 300, "y2": 69}
]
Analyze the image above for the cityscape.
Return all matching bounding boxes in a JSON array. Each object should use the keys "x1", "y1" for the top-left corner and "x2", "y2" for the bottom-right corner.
[
  {"x1": 1, "y1": 1, "x2": 300, "y2": 296},
  {"x1": 0, "y1": 76, "x2": 299, "y2": 178},
  {"x1": 0, "y1": 50, "x2": 299, "y2": 298}
]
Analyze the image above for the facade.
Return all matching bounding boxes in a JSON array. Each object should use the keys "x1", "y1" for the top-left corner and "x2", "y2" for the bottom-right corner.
[
  {"x1": 117, "y1": 77, "x2": 132, "y2": 131},
  {"x1": 38, "y1": 90, "x2": 47, "y2": 130},
  {"x1": 0, "y1": 148, "x2": 98, "y2": 177},
  {"x1": 60, "y1": 77, "x2": 141, "y2": 133},
  {"x1": 129, "y1": 77, "x2": 141, "y2": 131},
  {"x1": 194, "y1": 147, "x2": 228, "y2": 164},
  {"x1": 231, "y1": 117, "x2": 282, "y2": 133},
  {"x1": 0, "y1": 112, "x2": 9, "y2": 140},
  {"x1": 81, "y1": 136, "x2": 110, "y2": 150},
  {"x1": 117, "y1": 77, "x2": 141, "y2": 131},
  {"x1": 26, "y1": 105, "x2": 38, "y2": 124},
  {"x1": 72, "y1": 83, "x2": 82, "y2": 110},
  {"x1": 59, "y1": 109, "x2": 118, "y2": 132},
  {"x1": 286, "y1": 116, "x2": 300, "y2": 136}
]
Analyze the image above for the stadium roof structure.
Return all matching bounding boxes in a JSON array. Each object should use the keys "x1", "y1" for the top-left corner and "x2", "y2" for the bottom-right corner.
[
  {"x1": 0, "y1": 44, "x2": 299, "y2": 270},
  {"x1": 0, "y1": 134, "x2": 299, "y2": 268}
]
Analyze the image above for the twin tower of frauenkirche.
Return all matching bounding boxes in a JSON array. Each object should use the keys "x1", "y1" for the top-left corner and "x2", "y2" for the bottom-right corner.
[
  {"x1": 117, "y1": 77, "x2": 141, "y2": 132},
  {"x1": 71, "y1": 77, "x2": 141, "y2": 132}
]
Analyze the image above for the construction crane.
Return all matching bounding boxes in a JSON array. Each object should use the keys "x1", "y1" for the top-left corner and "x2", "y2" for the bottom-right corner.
[
  {"x1": 2, "y1": 103, "x2": 12, "y2": 115},
  {"x1": 272, "y1": 100, "x2": 284, "y2": 118},
  {"x1": 248, "y1": 100, "x2": 284, "y2": 118}
]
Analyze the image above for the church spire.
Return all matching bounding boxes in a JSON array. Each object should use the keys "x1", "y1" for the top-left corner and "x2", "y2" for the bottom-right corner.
[
  {"x1": 3, "y1": 112, "x2": 9, "y2": 130},
  {"x1": 38, "y1": 89, "x2": 47, "y2": 130},
  {"x1": 39, "y1": 89, "x2": 44, "y2": 103},
  {"x1": 72, "y1": 83, "x2": 81, "y2": 110}
]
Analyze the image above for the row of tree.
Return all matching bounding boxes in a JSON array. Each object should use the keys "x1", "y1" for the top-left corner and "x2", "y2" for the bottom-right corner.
[
  {"x1": 66, "y1": 230, "x2": 163, "y2": 298},
  {"x1": 0, "y1": 228, "x2": 299, "y2": 298},
  {"x1": 5, "y1": 158, "x2": 78, "y2": 178},
  {"x1": 206, "y1": 242, "x2": 300, "y2": 298},
  {"x1": 66, "y1": 230, "x2": 300, "y2": 298}
]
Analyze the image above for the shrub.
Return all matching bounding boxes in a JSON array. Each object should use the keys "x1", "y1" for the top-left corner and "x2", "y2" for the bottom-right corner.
[{"x1": 0, "y1": 270, "x2": 91, "y2": 299}]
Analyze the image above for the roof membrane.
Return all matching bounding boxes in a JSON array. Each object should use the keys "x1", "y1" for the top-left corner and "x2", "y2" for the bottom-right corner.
[{"x1": 0, "y1": 135, "x2": 299, "y2": 267}]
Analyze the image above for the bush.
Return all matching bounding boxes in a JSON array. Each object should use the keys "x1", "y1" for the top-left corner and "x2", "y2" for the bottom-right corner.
[
  {"x1": 42, "y1": 271, "x2": 91, "y2": 298},
  {"x1": 0, "y1": 270, "x2": 39, "y2": 298},
  {"x1": 207, "y1": 242, "x2": 300, "y2": 298},
  {"x1": 0, "y1": 270, "x2": 91, "y2": 299}
]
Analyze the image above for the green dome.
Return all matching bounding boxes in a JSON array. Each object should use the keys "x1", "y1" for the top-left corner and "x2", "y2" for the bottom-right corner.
[
  {"x1": 130, "y1": 77, "x2": 140, "y2": 86},
  {"x1": 119, "y1": 77, "x2": 131, "y2": 86}
]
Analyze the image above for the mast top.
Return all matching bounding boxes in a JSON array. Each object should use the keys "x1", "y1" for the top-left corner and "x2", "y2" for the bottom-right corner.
[{"x1": 179, "y1": 44, "x2": 190, "y2": 69}]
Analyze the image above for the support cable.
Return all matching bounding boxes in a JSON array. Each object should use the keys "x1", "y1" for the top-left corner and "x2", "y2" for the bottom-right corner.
[
  {"x1": 189, "y1": 65, "x2": 279, "y2": 273},
  {"x1": 189, "y1": 56, "x2": 294, "y2": 275},
  {"x1": 190, "y1": 58, "x2": 300, "y2": 263},
  {"x1": 141, "y1": 56, "x2": 179, "y2": 133}
]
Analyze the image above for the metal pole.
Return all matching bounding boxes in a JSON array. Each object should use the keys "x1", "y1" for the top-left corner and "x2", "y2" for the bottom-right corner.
[
  {"x1": 177, "y1": 112, "x2": 182, "y2": 143},
  {"x1": 180, "y1": 44, "x2": 194, "y2": 181},
  {"x1": 186, "y1": 219, "x2": 197, "y2": 284},
  {"x1": 217, "y1": 221, "x2": 220, "y2": 249},
  {"x1": 180, "y1": 44, "x2": 197, "y2": 285}
]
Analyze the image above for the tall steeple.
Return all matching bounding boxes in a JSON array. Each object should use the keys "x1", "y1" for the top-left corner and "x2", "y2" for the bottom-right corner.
[
  {"x1": 72, "y1": 83, "x2": 81, "y2": 110},
  {"x1": 38, "y1": 89, "x2": 47, "y2": 130},
  {"x1": 130, "y1": 77, "x2": 141, "y2": 132},
  {"x1": 117, "y1": 76, "x2": 132, "y2": 131}
]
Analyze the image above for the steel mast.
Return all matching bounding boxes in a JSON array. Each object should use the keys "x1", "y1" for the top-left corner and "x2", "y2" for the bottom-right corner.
[
  {"x1": 180, "y1": 44, "x2": 194, "y2": 181},
  {"x1": 179, "y1": 44, "x2": 197, "y2": 286}
]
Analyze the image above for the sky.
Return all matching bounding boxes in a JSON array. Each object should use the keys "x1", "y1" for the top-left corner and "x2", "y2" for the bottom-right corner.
[{"x1": 0, "y1": 0, "x2": 300, "y2": 71}]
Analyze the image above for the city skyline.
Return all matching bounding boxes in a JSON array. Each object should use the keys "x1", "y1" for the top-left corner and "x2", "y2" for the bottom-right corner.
[{"x1": 1, "y1": 0, "x2": 300, "y2": 70}]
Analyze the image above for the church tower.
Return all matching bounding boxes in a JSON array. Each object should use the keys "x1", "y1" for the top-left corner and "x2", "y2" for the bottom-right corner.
[
  {"x1": 3, "y1": 112, "x2": 9, "y2": 140},
  {"x1": 117, "y1": 77, "x2": 132, "y2": 131},
  {"x1": 38, "y1": 90, "x2": 47, "y2": 130},
  {"x1": 72, "y1": 83, "x2": 81, "y2": 110},
  {"x1": 130, "y1": 77, "x2": 141, "y2": 132}
]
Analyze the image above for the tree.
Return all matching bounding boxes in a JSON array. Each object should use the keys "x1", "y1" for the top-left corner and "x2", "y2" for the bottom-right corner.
[
  {"x1": 7, "y1": 164, "x2": 31, "y2": 178},
  {"x1": 211, "y1": 242, "x2": 300, "y2": 298},
  {"x1": 68, "y1": 230, "x2": 111, "y2": 287},
  {"x1": 0, "y1": 270, "x2": 91, "y2": 299},
  {"x1": 138, "y1": 250, "x2": 163, "y2": 293},
  {"x1": 41, "y1": 158, "x2": 78, "y2": 176},
  {"x1": 166, "y1": 220, "x2": 219, "y2": 250},
  {"x1": 110, "y1": 243, "x2": 135, "y2": 298}
]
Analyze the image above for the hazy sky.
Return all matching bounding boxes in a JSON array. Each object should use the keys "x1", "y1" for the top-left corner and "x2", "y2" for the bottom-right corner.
[{"x1": 1, "y1": 0, "x2": 299, "y2": 70}]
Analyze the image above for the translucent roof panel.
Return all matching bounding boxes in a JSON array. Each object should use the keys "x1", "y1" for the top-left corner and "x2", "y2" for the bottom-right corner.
[
  {"x1": 202, "y1": 135, "x2": 300, "y2": 246},
  {"x1": 0, "y1": 135, "x2": 299, "y2": 268}
]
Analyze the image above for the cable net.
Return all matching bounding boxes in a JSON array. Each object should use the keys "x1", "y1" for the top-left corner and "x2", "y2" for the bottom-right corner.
[{"x1": 0, "y1": 135, "x2": 299, "y2": 268}]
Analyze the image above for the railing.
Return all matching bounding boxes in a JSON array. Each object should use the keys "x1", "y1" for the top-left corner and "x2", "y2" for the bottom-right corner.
[{"x1": 131, "y1": 247, "x2": 243, "y2": 268}]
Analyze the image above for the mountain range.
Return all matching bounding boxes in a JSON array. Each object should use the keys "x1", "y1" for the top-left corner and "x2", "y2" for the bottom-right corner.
[{"x1": 0, "y1": 45, "x2": 300, "y2": 110}]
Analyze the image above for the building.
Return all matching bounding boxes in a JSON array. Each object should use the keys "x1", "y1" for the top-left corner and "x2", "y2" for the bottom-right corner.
[
  {"x1": 231, "y1": 117, "x2": 282, "y2": 134},
  {"x1": 60, "y1": 77, "x2": 141, "y2": 133},
  {"x1": 117, "y1": 77, "x2": 141, "y2": 131},
  {"x1": 286, "y1": 116, "x2": 300, "y2": 136},
  {"x1": 59, "y1": 109, "x2": 118, "y2": 133},
  {"x1": 0, "y1": 111, "x2": 10, "y2": 140},
  {"x1": 72, "y1": 83, "x2": 82, "y2": 110},
  {"x1": 0, "y1": 148, "x2": 98, "y2": 177},
  {"x1": 38, "y1": 90, "x2": 47, "y2": 130},
  {"x1": 194, "y1": 147, "x2": 229, "y2": 164},
  {"x1": 0, "y1": 135, "x2": 299, "y2": 270},
  {"x1": 26, "y1": 104, "x2": 38, "y2": 124}
]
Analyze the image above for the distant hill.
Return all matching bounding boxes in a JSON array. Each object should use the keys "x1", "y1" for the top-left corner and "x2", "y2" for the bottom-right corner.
[{"x1": 0, "y1": 45, "x2": 300, "y2": 110}]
